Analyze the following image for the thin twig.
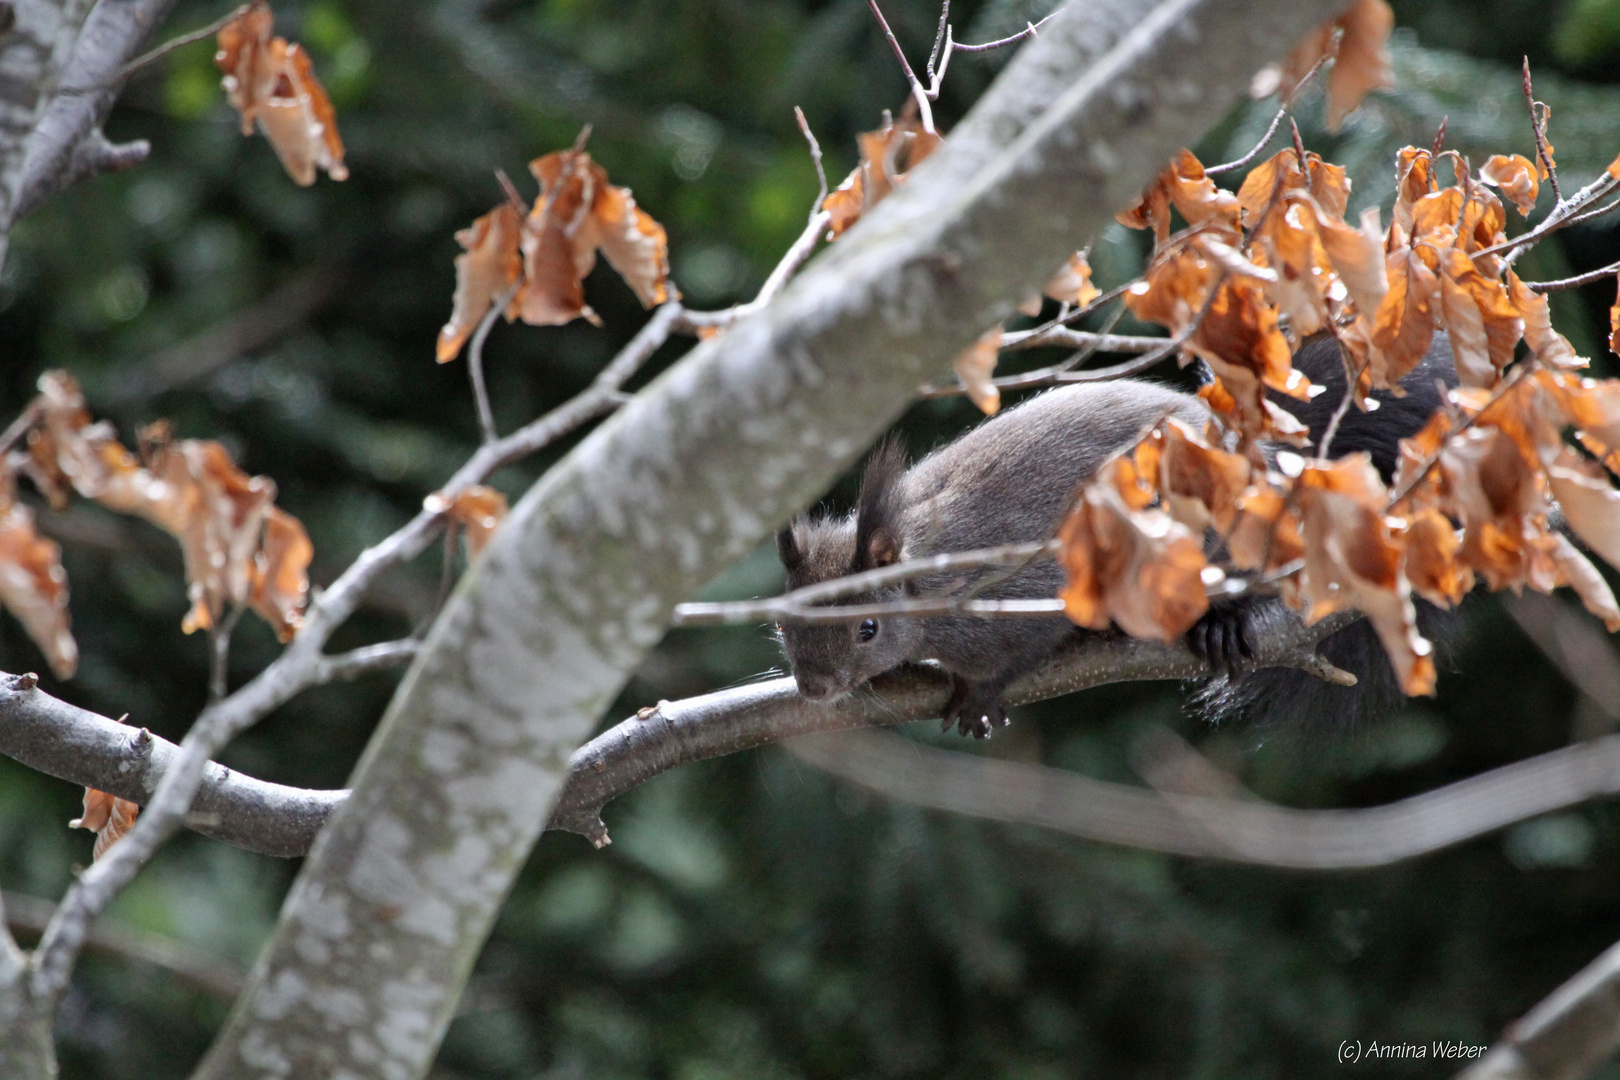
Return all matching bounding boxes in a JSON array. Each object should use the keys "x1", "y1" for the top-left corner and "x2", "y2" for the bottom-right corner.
[
  {"x1": 926, "y1": 0, "x2": 951, "y2": 78},
  {"x1": 1523, "y1": 57, "x2": 1561, "y2": 206},
  {"x1": 0, "y1": 402, "x2": 41, "y2": 458},
  {"x1": 1206, "y1": 53, "x2": 1328, "y2": 176},
  {"x1": 1000, "y1": 280, "x2": 1139, "y2": 349},
  {"x1": 1206, "y1": 106, "x2": 1289, "y2": 176},
  {"x1": 59, "y1": 2, "x2": 253, "y2": 93},
  {"x1": 793, "y1": 107, "x2": 828, "y2": 215},
  {"x1": 466, "y1": 281, "x2": 519, "y2": 444},
  {"x1": 1314, "y1": 332, "x2": 1366, "y2": 462},
  {"x1": 1524, "y1": 259, "x2": 1620, "y2": 293},
  {"x1": 1568, "y1": 195, "x2": 1620, "y2": 227},
  {"x1": 951, "y1": 9, "x2": 1060, "y2": 53},
  {"x1": 207, "y1": 606, "x2": 245, "y2": 704},
  {"x1": 4, "y1": 890, "x2": 246, "y2": 999},
  {"x1": 494, "y1": 168, "x2": 529, "y2": 216},
  {"x1": 866, "y1": 0, "x2": 935, "y2": 134}
]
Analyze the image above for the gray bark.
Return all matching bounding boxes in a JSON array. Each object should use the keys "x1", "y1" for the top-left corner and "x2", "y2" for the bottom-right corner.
[
  {"x1": 0, "y1": 0, "x2": 92, "y2": 264},
  {"x1": 1, "y1": 0, "x2": 175, "y2": 266},
  {"x1": 193, "y1": 1, "x2": 1349, "y2": 1076}
]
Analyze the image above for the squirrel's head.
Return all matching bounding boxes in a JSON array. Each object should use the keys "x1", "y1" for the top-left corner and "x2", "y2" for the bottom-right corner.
[{"x1": 775, "y1": 441, "x2": 918, "y2": 700}]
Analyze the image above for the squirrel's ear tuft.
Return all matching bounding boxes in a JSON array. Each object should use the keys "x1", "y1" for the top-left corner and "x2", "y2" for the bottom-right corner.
[
  {"x1": 777, "y1": 521, "x2": 804, "y2": 572},
  {"x1": 853, "y1": 438, "x2": 907, "y2": 572}
]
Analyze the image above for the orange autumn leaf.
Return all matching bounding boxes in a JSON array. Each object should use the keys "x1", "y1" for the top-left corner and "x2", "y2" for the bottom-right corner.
[
  {"x1": 1369, "y1": 243, "x2": 1439, "y2": 389},
  {"x1": 1507, "y1": 270, "x2": 1581, "y2": 369},
  {"x1": 516, "y1": 149, "x2": 601, "y2": 327},
  {"x1": 216, "y1": 5, "x2": 347, "y2": 186},
  {"x1": 1117, "y1": 150, "x2": 1240, "y2": 245},
  {"x1": 1248, "y1": 197, "x2": 1331, "y2": 336},
  {"x1": 1227, "y1": 483, "x2": 1307, "y2": 572},
  {"x1": 513, "y1": 145, "x2": 675, "y2": 327},
  {"x1": 952, "y1": 328, "x2": 1003, "y2": 416},
  {"x1": 0, "y1": 469, "x2": 76, "y2": 679},
  {"x1": 1234, "y1": 149, "x2": 1349, "y2": 224},
  {"x1": 437, "y1": 203, "x2": 524, "y2": 362},
  {"x1": 72, "y1": 785, "x2": 139, "y2": 861},
  {"x1": 1325, "y1": 0, "x2": 1395, "y2": 131},
  {"x1": 824, "y1": 114, "x2": 942, "y2": 237},
  {"x1": 1317, "y1": 206, "x2": 1389, "y2": 319},
  {"x1": 1057, "y1": 458, "x2": 1209, "y2": 640},
  {"x1": 1152, "y1": 420, "x2": 1254, "y2": 533},
  {"x1": 1438, "y1": 427, "x2": 1547, "y2": 590},
  {"x1": 1437, "y1": 245, "x2": 1523, "y2": 389},
  {"x1": 1253, "y1": 0, "x2": 1393, "y2": 131},
  {"x1": 1547, "y1": 450, "x2": 1620, "y2": 582},
  {"x1": 250, "y1": 507, "x2": 312, "y2": 641},
  {"x1": 1479, "y1": 154, "x2": 1539, "y2": 217},
  {"x1": 1043, "y1": 252, "x2": 1101, "y2": 308},
  {"x1": 1400, "y1": 507, "x2": 1472, "y2": 608},
  {"x1": 215, "y1": 2, "x2": 276, "y2": 135},
  {"x1": 1391, "y1": 147, "x2": 1437, "y2": 235},
  {"x1": 593, "y1": 181, "x2": 675, "y2": 308},
  {"x1": 1611, "y1": 279, "x2": 1620, "y2": 357},
  {"x1": 1294, "y1": 456, "x2": 1434, "y2": 695},
  {"x1": 427, "y1": 485, "x2": 510, "y2": 560},
  {"x1": 29, "y1": 373, "x2": 310, "y2": 642}
]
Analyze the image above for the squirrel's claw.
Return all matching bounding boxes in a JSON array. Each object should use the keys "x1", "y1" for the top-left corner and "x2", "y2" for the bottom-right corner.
[
  {"x1": 1188, "y1": 603, "x2": 1256, "y2": 680},
  {"x1": 942, "y1": 676, "x2": 1009, "y2": 738}
]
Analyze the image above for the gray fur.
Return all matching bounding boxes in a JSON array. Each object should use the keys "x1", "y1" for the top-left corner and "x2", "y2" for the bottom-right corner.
[
  {"x1": 779, "y1": 380, "x2": 1206, "y2": 736},
  {"x1": 779, "y1": 334, "x2": 1463, "y2": 736}
]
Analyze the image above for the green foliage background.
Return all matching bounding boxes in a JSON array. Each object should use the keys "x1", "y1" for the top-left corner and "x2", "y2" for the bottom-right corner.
[{"x1": 4, "y1": 0, "x2": 1620, "y2": 1076}]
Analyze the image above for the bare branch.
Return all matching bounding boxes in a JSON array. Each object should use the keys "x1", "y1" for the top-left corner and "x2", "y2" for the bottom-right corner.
[
  {"x1": 3, "y1": 891, "x2": 244, "y2": 1000},
  {"x1": 0, "y1": 673, "x2": 341, "y2": 858},
  {"x1": 548, "y1": 609, "x2": 1362, "y2": 845},
  {"x1": 466, "y1": 280, "x2": 521, "y2": 444},
  {"x1": 107, "y1": 2, "x2": 249, "y2": 88},
  {"x1": 788, "y1": 717, "x2": 1620, "y2": 871},
  {"x1": 951, "y1": 10, "x2": 1061, "y2": 53},
  {"x1": 1523, "y1": 57, "x2": 1560, "y2": 206},
  {"x1": 793, "y1": 106, "x2": 828, "y2": 215},
  {"x1": 1458, "y1": 937, "x2": 1620, "y2": 1080},
  {"x1": 866, "y1": 0, "x2": 935, "y2": 133},
  {"x1": 1523, "y1": 259, "x2": 1620, "y2": 294}
]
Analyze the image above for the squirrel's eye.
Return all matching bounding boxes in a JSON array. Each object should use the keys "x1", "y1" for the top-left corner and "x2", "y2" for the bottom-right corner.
[{"x1": 857, "y1": 618, "x2": 879, "y2": 642}]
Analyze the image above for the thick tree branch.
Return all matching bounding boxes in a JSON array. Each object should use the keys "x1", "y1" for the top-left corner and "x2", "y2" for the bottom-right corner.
[{"x1": 0, "y1": 672, "x2": 347, "y2": 857}]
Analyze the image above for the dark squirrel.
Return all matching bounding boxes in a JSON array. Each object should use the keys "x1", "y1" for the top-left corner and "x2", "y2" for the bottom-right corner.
[{"x1": 777, "y1": 334, "x2": 1460, "y2": 737}]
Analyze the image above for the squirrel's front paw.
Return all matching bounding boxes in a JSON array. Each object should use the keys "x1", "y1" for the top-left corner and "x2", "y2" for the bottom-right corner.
[
  {"x1": 1188, "y1": 602, "x2": 1256, "y2": 679},
  {"x1": 941, "y1": 678, "x2": 1010, "y2": 739}
]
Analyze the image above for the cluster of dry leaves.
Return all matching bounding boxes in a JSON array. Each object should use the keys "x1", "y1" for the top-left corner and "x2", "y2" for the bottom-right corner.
[
  {"x1": 437, "y1": 137, "x2": 676, "y2": 361},
  {"x1": 1, "y1": 372, "x2": 314, "y2": 682},
  {"x1": 215, "y1": 1, "x2": 347, "y2": 186},
  {"x1": 0, "y1": 374, "x2": 318, "y2": 854},
  {"x1": 1057, "y1": 131, "x2": 1620, "y2": 697}
]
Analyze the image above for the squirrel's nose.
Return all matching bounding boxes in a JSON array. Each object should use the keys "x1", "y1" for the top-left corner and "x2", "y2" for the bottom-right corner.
[{"x1": 795, "y1": 673, "x2": 838, "y2": 700}]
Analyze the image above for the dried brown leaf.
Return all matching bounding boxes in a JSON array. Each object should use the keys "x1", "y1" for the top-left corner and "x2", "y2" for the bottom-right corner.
[
  {"x1": 953, "y1": 328, "x2": 1003, "y2": 416},
  {"x1": 1479, "y1": 154, "x2": 1539, "y2": 217},
  {"x1": 1057, "y1": 460, "x2": 1209, "y2": 640},
  {"x1": 437, "y1": 203, "x2": 524, "y2": 362}
]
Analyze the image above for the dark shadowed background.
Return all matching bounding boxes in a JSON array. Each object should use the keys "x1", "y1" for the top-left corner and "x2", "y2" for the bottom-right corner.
[{"x1": 5, "y1": 0, "x2": 1620, "y2": 1076}]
